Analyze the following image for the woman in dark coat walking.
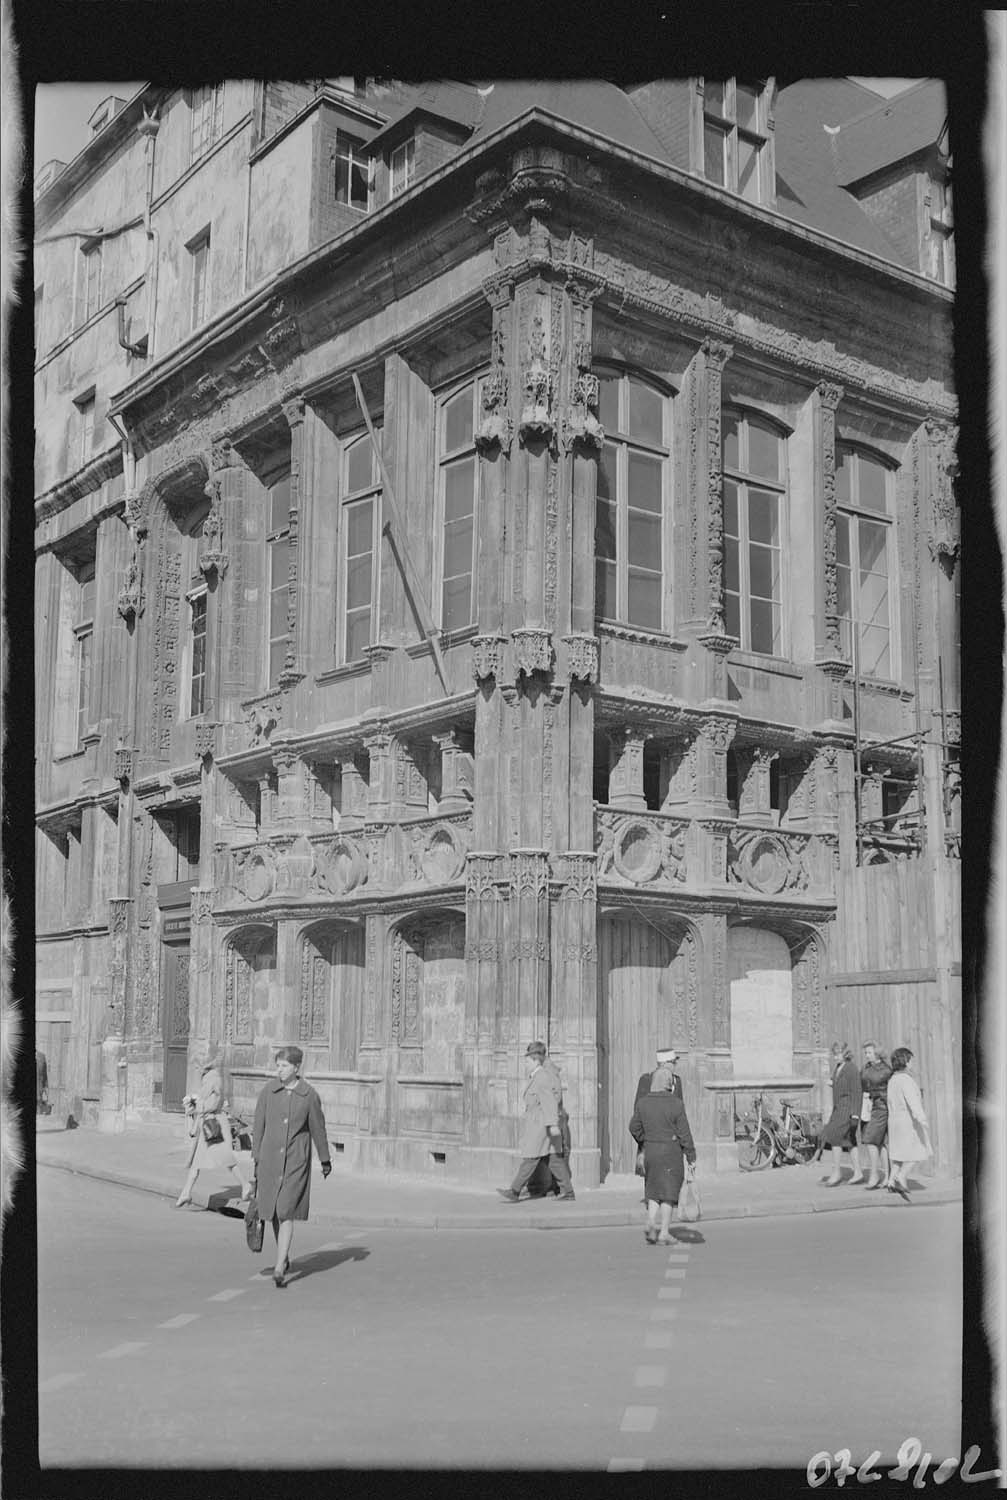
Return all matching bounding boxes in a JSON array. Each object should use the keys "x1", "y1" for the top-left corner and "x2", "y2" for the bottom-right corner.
[
  {"x1": 860, "y1": 1040, "x2": 893, "y2": 1190},
  {"x1": 821, "y1": 1041, "x2": 864, "y2": 1185},
  {"x1": 251, "y1": 1046, "x2": 331, "y2": 1287},
  {"x1": 629, "y1": 1068, "x2": 697, "y2": 1245}
]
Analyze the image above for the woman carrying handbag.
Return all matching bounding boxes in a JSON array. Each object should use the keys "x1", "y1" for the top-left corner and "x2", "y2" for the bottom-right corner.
[
  {"x1": 175, "y1": 1048, "x2": 250, "y2": 1208},
  {"x1": 250, "y1": 1046, "x2": 332, "y2": 1288}
]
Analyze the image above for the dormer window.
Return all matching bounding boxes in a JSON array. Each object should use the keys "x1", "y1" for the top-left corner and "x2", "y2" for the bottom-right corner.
[
  {"x1": 389, "y1": 138, "x2": 415, "y2": 198},
  {"x1": 926, "y1": 167, "x2": 954, "y2": 288},
  {"x1": 334, "y1": 134, "x2": 371, "y2": 211},
  {"x1": 698, "y1": 78, "x2": 773, "y2": 205}
]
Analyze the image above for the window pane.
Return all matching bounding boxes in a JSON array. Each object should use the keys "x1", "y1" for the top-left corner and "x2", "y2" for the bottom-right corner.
[
  {"x1": 858, "y1": 568, "x2": 889, "y2": 632},
  {"x1": 345, "y1": 608, "x2": 370, "y2": 661},
  {"x1": 597, "y1": 443, "x2": 616, "y2": 501},
  {"x1": 269, "y1": 637, "x2": 287, "y2": 683},
  {"x1": 595, "y1": 558, "x2": 616, "y2": 619},
  {"x1": 443, "y1": 517, "x2": 473, "y2": 579},
  {"x1": 705, "y1": 80, "x2": 726, "y2": 116},
  {"x1": 628, "y1": 451, "x2": 662, "y2": 513},
  {"x1": 442, "y1": 572, "x2": 472, "y2": 631},
  {"x1": 270, "y1": 585, "x2": 288, "y2": 636},
  {"x1": 747, "y1": 488, "x2": 779, "y2": 545},
  {"x1": 704, "y1": 123, "x2": 726, "y2": 185},
  {"x1": 346, "y1": 439, "x2": 373, "y2": 494},
  {"x1": 723, "y1": 413, "x2": 739, "y2": 471},
  {"x1": 334, "y1": 155, "x2": 350, "y2": 203},
  {"x1": 445, "y1": 459, "x2": 475, "y2": 524},
  {"x1": 836, "y1": 560, "x2": 852, "y2": 619},
  {"x1": 628, "y1": 510, "x2": 661, "y2": 568},
  {"x1": 747, "y1": 419, "x2": 780, "y2": 481},
  {"x1": 79, "y1": 574, "x2": 97, "y2": 620},
  {"x1": 836, "y1": 513, "x2": 850, "y2": 567},
  {"x1": 725, "y1": 590, "x2": 740, "y2": 640},
  {"x1": 736, "y1": 83, "x2": 761, "y2": 132},
  {"x1": 269, "y1": 537, "x2": 288, "y2": 587},
  {"x1": 346, "y1": 499, "x2": 373, "y2": 557},
  {"x1": 444, "y1": 389, "x2": 473, "y2": 452},
  {"x1": 345, "y1": 553, "x2": 372, "y2": 609},
  {"x1": 738, "y1": 137, "x2": 760, "y2": 202},
  {"x1": 269, "y1": 476, "x2": 291, "y2": 533},
  {"x1": 595, "y1": 496, "x2": 617, "y2": 561},
  {"x1": 858, "y1": 518, "x2": 888, "y2": 576},
  {"x1": 598, "y1": 374, "x2": 620, "y2": 435},
  {"x1": 749, "y1": 597, "x2": 779, "y2": 655},
  {"x1": 628, "y1": 570, "x2": 662, "y2": 629},
  {"x1": 350, "y1": 160, "x2": 369, "y2": 209},
  {"x1": 748, "y1": 542, "x2": 779, "y2": 602},
  {"x1": 857, "y1": 454, "x2": 889, "y2": 513},
  {"x1": 860, "y1": 626, "x2": 890, "y2": 679},
  {"x1": 724, "y1": 535, "x2": 739, "y2": 594},
  {"x1": 723, "y1": 479, "x2": 739, "y2": 537},
  {"x1": 836, "y1": 449, "x2": 852, "y2": 504},
  {"x1": 628, "y1": 379, "x2": 663, "y2": 446}
]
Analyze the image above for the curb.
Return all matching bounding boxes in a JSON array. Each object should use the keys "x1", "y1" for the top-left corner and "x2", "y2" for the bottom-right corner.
[{"x1": 37, "y1": 1154, "x2": 962, "y2": 1230}]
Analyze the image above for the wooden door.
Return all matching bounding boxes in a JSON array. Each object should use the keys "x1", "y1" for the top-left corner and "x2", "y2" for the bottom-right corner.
[
  {"x1": 420, "y1": 918, "x2": 466, "y2": 1074},
  {"x1": 727, "y1": 926, "x2": 792, "y2": 1077},
  {"x1": 597, "y1": 916, "x2": 676, "y2": 1178},
  {"x1": 161, "y1": 944, "x2": 191, "y2": 1111}
]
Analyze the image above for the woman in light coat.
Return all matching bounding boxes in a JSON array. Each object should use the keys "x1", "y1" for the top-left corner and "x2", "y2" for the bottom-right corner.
[
  {"x1": 175, "y1": 1050, "x2": 248, "y2": 1207},
  {"x1": 250, "y1": 1046, "x2": 331, "y2": 1287},
  {"x1": 885, "y1": 1047, "x2": 931, "y2": 1199}
]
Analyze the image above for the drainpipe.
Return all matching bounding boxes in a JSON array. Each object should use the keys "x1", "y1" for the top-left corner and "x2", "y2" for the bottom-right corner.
[{"x1": 136, "y1": 107, "x2": 160, "y2": 358}]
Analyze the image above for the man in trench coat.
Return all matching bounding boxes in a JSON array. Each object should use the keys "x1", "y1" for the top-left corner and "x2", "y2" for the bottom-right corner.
[
  {"x1": 528, "y1": 1049, "x2": 575, "y2": 1201},
  {"x1": 497, "y1": 1042, "x2": 571, "y2": 1202}
]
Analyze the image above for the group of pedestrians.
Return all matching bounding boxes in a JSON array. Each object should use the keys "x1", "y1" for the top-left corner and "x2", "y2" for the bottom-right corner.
[{"x1": 820, "y1": 1038, "x2": 932, "y2": 1198}]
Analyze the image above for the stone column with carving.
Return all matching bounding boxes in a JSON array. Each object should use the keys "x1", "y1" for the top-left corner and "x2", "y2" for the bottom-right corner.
[
  {"x1": 550, "y1": 852, "x2": 600, "y2": 1187},
  {"x1": 210, "y1": 438, "x2": 261, "y2": 714},
  {"x1": 694, "y1": 713, "x2": 737, "y2": 884},
  {"x1": 278, "y1": 394, "x2": 307, "y2": 687},
  {"x1": 681, "y1": 339, "x2": 734, "y2": 643},
  {"x1": 508, "y1": 849, "x2": 551, "y2": 1047},
  {"x1": 462, "y1": 852, "x2": 509, "y2": 1159},
  {"x1": 338, "y1": 752, "x2": 369, "y2": 832},
  {"x1": 607, "y1": 727, "x2": 647, "y2": 812},
  {"x1": 697, "y1": 909, "x2": 734, "y2": 1165},
  {"x1": 434, "y1": 729, "x2": 475, "y2": 815},
  {"x1": 811, "y1": 382, "x2": 850, "y2": 722},
  {"x1": 924, "y1": 418, "x2": 960, "y2": 854},
  {"x1": 100, "y1": 896, "x2": 132, "y2": 1132},
  {"x1": 737, "y1": 745, "x2": 776, "y2": 824},
  {"x1": 271, "y1": 746, "x2": 315, "y2": 831}
]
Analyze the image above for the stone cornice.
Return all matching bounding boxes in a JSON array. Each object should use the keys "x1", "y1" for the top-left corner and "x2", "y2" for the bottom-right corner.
[
  {"x1": 102, "y1": 109, "x2": 956, "y2": 452},
  {"x1": 34, "y1": 445, "x2": 125, "y2": 526}
]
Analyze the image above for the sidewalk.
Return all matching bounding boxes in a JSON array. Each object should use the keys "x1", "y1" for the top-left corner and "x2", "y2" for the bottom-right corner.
[{"x1": 34, "y1": 1117, "x2": 962, "y2": 1231}]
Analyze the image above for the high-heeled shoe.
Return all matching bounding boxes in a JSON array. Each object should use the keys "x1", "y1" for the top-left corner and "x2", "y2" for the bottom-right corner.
[
  {"x1": 848, "y1": 1174, "x2": 865, "y2": 1184},
  {"x1": 273, "y1": 1262, "x2": 287, "y2": 1288},
  {"x1": 174, "y1": 1196, "x2": 191, "y2": 1208},
  {"x1": 865, "y1": 1176, "x2": 883, "y2": 1190},
  {"x1": 644, "y1": 1227, "x2": 658, "y2": 1245}
]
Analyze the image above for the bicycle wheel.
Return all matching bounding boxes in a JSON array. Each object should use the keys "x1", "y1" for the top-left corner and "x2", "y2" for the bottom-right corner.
[{"x1": 738, "y1": 1127, "x2": 776, "y2": 1171}]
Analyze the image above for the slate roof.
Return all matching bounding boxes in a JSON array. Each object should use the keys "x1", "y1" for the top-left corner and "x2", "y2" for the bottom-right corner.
[
  {"x1": 367, "y1": 81, "x2": 483, "y2": 148},
  {"x1": 832, "y1": 79, "x2": 948, "y2": 185},
  {"x1": 467, "y1": 79, "x2": 673, "y2": 164}
]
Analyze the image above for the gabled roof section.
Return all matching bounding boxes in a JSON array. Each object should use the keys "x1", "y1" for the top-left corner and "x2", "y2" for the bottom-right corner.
[
  {"x1": 833, "y1": 79, "x2": 948, "y2": 186},
  {"x1": 773, "y1": 79, "x2": 919, "y2": 265},
  {"x1": 368, "y1": 80, "x2": 483, "y2": 149},
  {"x1": 468, "y1": 79, "x2": 673, "y2": 164}
]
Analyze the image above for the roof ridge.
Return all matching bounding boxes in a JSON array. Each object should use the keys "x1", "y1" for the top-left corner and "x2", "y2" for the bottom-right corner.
[{"x1": 830, "y1": 78, "x2": 937, "y2": 131}]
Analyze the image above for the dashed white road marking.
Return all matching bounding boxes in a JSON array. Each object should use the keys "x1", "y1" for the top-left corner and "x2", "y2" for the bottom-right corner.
[
  {"x1": 316, "y1": 1241, "x2": 346, "y2": 1252},
  {"x1": 644, "y1": 1329, "x2": 675, "y2": 1350},
  {"x1": 657, "y1": 1285, "x2": 682, "y2": 1299},
  {"x1": 39, "y1": 1373, "x2": 84, "y2": 1393},
  {"x1": 634, "y1": 1366, "x2": 668, "y2": 1389},
  {"x1": 649, "y1": 1307, "x2": 679, "y2": 1322},
  {"x1": 664, "y1": 1267, "x2": 687, "y2": 1279},
  {"x1": 207, "y1": 1288, "x2": 246, "y2": 1302},
  {"x1": 619, "y1": 1406, "x2": 658, "y2": 1434},
  {"x1": 666, "y1": 1252, "x2": 689, "y2": 1261},
  {"x1": 607, "y1": 1458, "x2": 646, "y2": 1471},
  {"x1": 97, "y1": 1342, "x2": 148, "y2": 1359},
  {"x1": 157, "y1": 1314, "x2": 201, "y2": 1329}
]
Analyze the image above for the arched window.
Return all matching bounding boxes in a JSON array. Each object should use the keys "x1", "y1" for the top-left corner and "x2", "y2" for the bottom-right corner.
[
  {"x1": 437, "y1": 380, "x2": 481, "y2": 632},
  {"x1": 836, "y1": 444, "x2": 896, "y2": 679},
  {"x1": 339, "y1": 430, "x2": 382, "y2": 662},
  {"x1": 594, "y1": 369, "x2": 670, "y2": 630},
  {"x1": 723, "y1": 409, "x2": 788, "y2": 656}
]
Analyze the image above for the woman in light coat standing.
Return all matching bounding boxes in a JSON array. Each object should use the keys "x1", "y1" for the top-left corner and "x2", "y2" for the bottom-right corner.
[
  {"x1": 885, "y1": 1047, "x2": 931, "y2": 1199},
  {"x1": 175, "y1": 1049, "x2": 248, "y2": 1207},
  {"x1": 251, "y1": 1046, "x2": 331, "y2": 1287}
]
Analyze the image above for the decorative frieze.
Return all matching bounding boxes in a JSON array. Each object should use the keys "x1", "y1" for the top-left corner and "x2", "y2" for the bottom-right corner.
[
  {"x1": 312, "y1": 835, "x2": 369, "y2": 897},
  {"x1": 727, "y1": 827, "x2": 837, "y2": 896},
  {"x1": 595, "y1": 810, "x2": 688, "y2": 885},
  {"x1": 190, "y1": 888, "x2": 214, "y2": 924}
]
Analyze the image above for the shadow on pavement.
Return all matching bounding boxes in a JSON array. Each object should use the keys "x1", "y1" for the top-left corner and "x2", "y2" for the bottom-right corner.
[
  {"x1": 668, "y1": 1228, "x2": 706, "y2": 1245},
  {"x1": 285, "y1": 1247, "x2": 371, "y2": 1282}
]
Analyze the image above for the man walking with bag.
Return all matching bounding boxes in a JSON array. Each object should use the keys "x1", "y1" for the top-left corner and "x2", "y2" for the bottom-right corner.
[
  {"x1": 528, "y1": 1048, "x2": 576, "y2": 1201},
  {"x1": 497, "y1": 1042, "x2": 574, "y2": 1203}
]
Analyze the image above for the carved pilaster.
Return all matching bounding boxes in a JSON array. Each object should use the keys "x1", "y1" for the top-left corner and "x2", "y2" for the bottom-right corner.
[
  {"x1": 702, "y1": 339, "x2": 733, "y2": 632},
  {"x1": 551, "y1": 852, "x2": 597, "y2": 1051},
  {"x1": 476, "y1": 284, "x2": 514, "y2": 455},
  {"x1": 926, "y1": 419, "x2": 960, "y2": 564},
  {"x1": 695, "y1": 713, "x2": 737, "y2": 809},
  {"x1": 465, "y1": 852, "x2": 508, "y2": 1048},
  {"x1": 815, "y1": 381, "x2": 844, "y2": 656},
  {"x1": 560, "y1": 286, "x2": 604, "y2": 454},
  {"x1": 117, "y1": 551, "x2": 144, "y2": 624},
  {"x1": 278, "y1": 393, "x2": 307, "y2": 687},
  {"x1": 508, "y1": 849, "x2": 550, "y2": 1044},
  {"x1": 517, "y1": 291, "x2": 555, "y2": 446},
  {"x1": 737, "y1": 745, "x2": 776, "y2": 822},
  {"x1": 710, "y1": 915, "x2": 730, "y2": 1048},
  {"x1": 198, "y1": 473, "x2": 229, "y2": 579},
  {"x1": 434, "y1": 729, "x2": 475, "y2": 815},
  {"x1": 338, "y1": 753, "x2": 369, "y2": 831}
]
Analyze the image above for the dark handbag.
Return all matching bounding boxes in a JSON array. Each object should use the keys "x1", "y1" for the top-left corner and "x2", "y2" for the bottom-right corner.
[
  {"x1": 245, "y1": 1200, "x2": 264, "y2": 1253},
  {"x1": 201, "y1": 1114, "x2": 224, "y2": 1145}
]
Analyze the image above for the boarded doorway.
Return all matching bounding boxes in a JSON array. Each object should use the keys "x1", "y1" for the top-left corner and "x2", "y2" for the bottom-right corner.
[
  {"x1": 727, "y1": 925, "x2": 793, "y2": 1077},
  {"x1": 598, "y1": 914, "x2": 686, "y2": 1178}
]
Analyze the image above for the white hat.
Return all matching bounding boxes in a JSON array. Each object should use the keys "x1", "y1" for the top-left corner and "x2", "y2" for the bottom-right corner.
[{"x1": 655, "y1": 1048, "x2": 678, "y2": 1064}]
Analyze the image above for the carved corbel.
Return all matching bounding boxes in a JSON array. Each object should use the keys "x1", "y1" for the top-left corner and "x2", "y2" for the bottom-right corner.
[
  {"x1": 115, "y1": 747, "x2": 136, "y2": 787},
  {"x1": 194, "y1": 722, "x2": 218, "y2": 763},
  {"x1": 472, "y1": 634, "x2": 508, "y2": 683},
  {"x1": 117, "y1": 552, "x2": 145, "y2": 623},
  {"x1": 926, "y1": 420, "x2": 960, "y2": 564},
  {"x1": 519, "y1": 313, "x2": 554, "y2": 444},
  {"x1": 512, "y1": 628, "x2": 553, "y2": 678},
  {"x1": 562, "y1": 633, "x2": 600, "y2": 683},
  {"x1": 198, "y1": 475, "x2": 229, "y2": 578}
]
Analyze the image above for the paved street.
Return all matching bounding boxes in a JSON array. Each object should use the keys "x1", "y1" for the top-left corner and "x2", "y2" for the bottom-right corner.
[{"x1": 38, "y1": 1166, "x2": 962, "y2": 1473}]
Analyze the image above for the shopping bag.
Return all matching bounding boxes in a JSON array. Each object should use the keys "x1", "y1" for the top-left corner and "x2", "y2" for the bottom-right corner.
[
  {"x1": 245, "y1": 1200, "x2": 264, "y2": 1253},
  {"x1": 201, "y1": 1115, "x2": 225, "y2": 1145},
  {"x1": 679, "y1": 1168, "x2": 701, "y2": 1223},
  {"x1": 634, "y1": 1147, "x2": 645, "y2": 1178},
  {"x1": 859, "y1": 1092, "x2": 873, "y2": 1123}
]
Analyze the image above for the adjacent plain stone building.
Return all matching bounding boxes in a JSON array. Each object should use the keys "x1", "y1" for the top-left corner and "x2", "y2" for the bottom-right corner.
[{"x1": 34, "y1": 77, "x2": 961, "y2": 1181}]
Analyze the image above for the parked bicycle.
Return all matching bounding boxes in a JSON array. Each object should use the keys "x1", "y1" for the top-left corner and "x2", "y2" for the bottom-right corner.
[{"x1": 737, "y1": 1093, "x2": 820, "y2": 1171}]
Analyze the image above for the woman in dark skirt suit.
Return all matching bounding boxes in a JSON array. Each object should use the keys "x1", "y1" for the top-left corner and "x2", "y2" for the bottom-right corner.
[
  {"x1": 821, "y1": 1041, "x2": 864, "y2": 1185},
  {"x1": 629, "y1": 1068, "x2": 697, "y2": 1245},
  {"x1": 860, "y1": 1040, "x2": 893, "y2": 1190},
  {"x1": 251, "y1": 1046, "x2": 331, "y2": 1287}
]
